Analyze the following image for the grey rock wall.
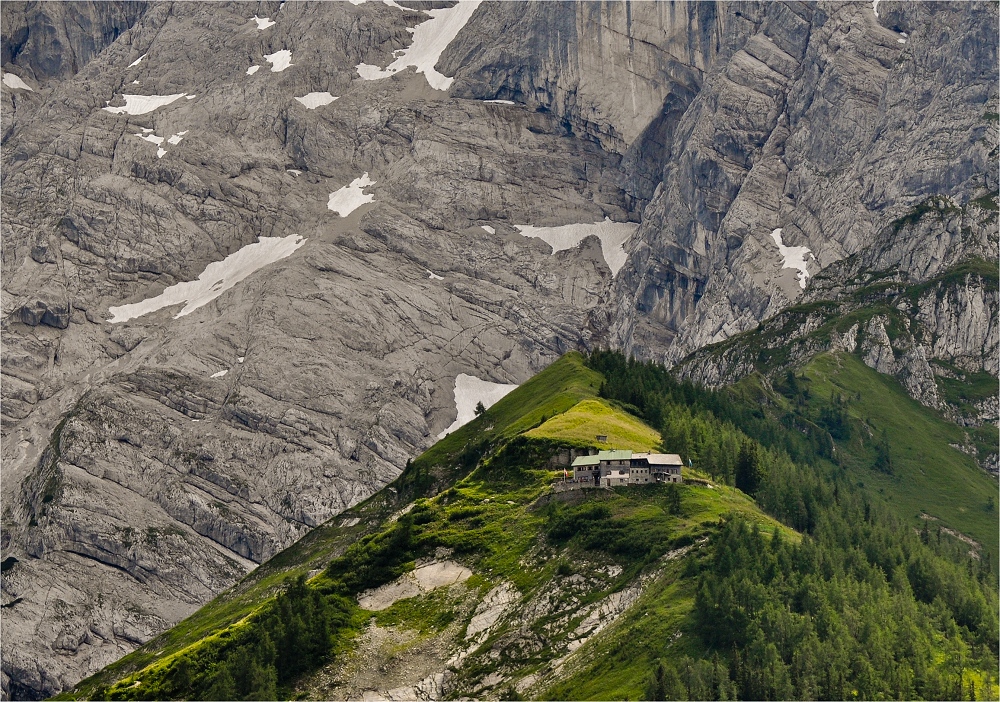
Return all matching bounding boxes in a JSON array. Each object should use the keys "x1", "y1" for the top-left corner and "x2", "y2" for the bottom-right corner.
[{"x1": 609, "y1": 1, "x2": 997, "y2": 365}]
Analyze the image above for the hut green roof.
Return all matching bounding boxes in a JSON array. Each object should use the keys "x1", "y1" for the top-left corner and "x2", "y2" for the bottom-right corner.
[{"x1": 596, "y1": 450, "x2": 633, "y2": 461}]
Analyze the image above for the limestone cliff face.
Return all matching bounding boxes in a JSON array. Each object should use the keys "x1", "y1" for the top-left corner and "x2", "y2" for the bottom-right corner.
[
  {"x1": 444, "y1": 1, "x2": 761, "y2": 204},
  {"x1": 1, "y1": 1, "x2": 147, "y2": 83},
  {"x1": 609, "y1": 1, "x2": 997, "y2": 364},
  {"x1": 1, "y1": 0, "x2": 996, "y2": 698},
  {"x1": 1, "y1": 2, "x2": 627, "y2": 696}
]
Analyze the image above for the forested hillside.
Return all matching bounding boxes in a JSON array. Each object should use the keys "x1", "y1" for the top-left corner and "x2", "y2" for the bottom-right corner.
[{"x1": 61, "y1": 352, "x2": 997, "y2": 701}]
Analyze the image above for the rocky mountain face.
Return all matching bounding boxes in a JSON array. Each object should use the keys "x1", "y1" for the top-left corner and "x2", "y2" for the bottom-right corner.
[
  {"x1": 1, "y1": 1, "x2": 996, "y2": 698},
  {"x1": 676, "y1": 198, "x2": 999, "y2": 416},
  {"x1": 1, "y1": 2, "x2": 148, "y2": 85},
  {"x1": 605, "y1": 1, "x2": 998, "y2": 364}
]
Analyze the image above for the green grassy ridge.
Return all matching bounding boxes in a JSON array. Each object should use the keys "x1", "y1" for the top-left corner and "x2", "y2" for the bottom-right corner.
[
  {"x1": 718, "y1": 351, "x2": 997, "y2": 566},
  {"x1": 59, "y1": 353, "x2": 603, "y2": 700},
  {"x1": 797, "y1": 353, "x2": 998, "y2": 562},
  {"x1": 397, "y1": 352, "x2": 603, "y2": 496},
  {"x1": 525, "y1": 397, "x2": 662, "y2": 451},
  {"x1": 87, "y1": 443, "x2": 758, "y2": 699},
  {"x1": 591, "y1": 348, "x2": 996, "y2": 568},
  {"x1": 573, "y1": 353, "x2": 998, "y2": 701}
]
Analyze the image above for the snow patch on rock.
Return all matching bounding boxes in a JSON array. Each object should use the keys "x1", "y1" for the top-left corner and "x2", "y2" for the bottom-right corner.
[
  {"x1": 210, "y1": 370, "x2": 228, "y2": 378},
  {"x1": 135, "y1": 130, "x2": 187, "y2": 158},
  {"x1": 108, "y1": 235, "x2": 306, "y2": 322},
  {"x1": 246, "y1": 65, "x2": 261, "y2": 76},
  {"x1": 264, "y1": 49, "x2": 293, "y2": 72},
  {"x1": 439, "y1": 373, "x2": 518, "y2": 438},
  {"x1": 127, "y1": 53, "x2": 147, "y2": 68},
  {"x1": 252, "y1": 15, "x2": 275, "y2": 30},
  {"x1": 327, "y1": 173, "x2": 376, "y2": 216},
  {"x1": 103, "y1": 93, "x2": 187, "y2": 115},
  {"x1": 770, "y1": 228, "x2": 814, "y2": 290},
  {"x1": 483, "y1": 99, "x2": 514, "y2": 105},
  {"x1": 427, "y1": 270, "x2": 444, "y2": 280},
  {"x1": 294, "y1": 91, "x2": 338, "y2": 109},
  {"x1": 514, "y1": 218, "x2": 638, "y2": 276},
  {"x1": 355, "y1": 0, "x2": 482, "y2": 91},
  {"x1": 2, "y1": 72, "x2": 33, "y2": 91}
]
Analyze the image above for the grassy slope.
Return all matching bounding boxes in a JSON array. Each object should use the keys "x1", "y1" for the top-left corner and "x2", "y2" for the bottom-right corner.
[
  {"x1": 799, "y1": 353, "x2": 999, "y2": 562},
  {"x1": 60, "y1": 353, "x2": 603, "y2": 699},
  {"x1": 525, "y1": 398, "x2": 661, "y2": 451},
  {"x1": 538, "y1": 471, "x2": 798, "y2": 701},
  {"x1": 416, "y1": 352, "x2": 604, "y2": 468}
]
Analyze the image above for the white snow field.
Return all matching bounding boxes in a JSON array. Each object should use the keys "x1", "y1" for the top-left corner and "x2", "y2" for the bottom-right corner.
[
  {"x1": 135, "y1": 131, "x2": 187, "y2": 158},
  {"x1": 770, "y1": 228, "x2": 814, "y2": 289},
  {"x1": 108, "y1": 235, "x2": 306, "y2": 322},
  {"x1": 210, "y1": 370, "x2": 228, "y2": 378},
  {"x1": 327, "y1": 173, "x2": 376, "y2": 216},
  {"x1": 2, "y1": 72, "x2": 33, "y2": 91},
  {"x1": 103, "y1": 93, "x2": 187, "y2": 115},
  {"x1": 264, "y1": 50, "x2": 293, "y2": 72},
  {"x1": 483, "y1": 99, "x2": 514, "y2": 105},
  {"x1": 252, "y1": 15, "x2": 276, "y2": 29},
  {"x1": 438, "y1": 374, "x2": 518, "y2": 439},
  {"x1": 427, "y1": 270, "x2": 444, "y2": 280},
  {"x1": 481, "y1": 225, "x2": 496, "y2": 235},
  {"x1": 294, "y1": 92, "x2": 338, "y2": 109},
  {"x1": 247, "y1": 65, "x2": 261, "y2": 75},
  {"x1": 355, "y1": 0, "x2": 483, "y2": 90},
  {"x1": 127, "y1": 53, "x2": 147, "y2": 68},
  {"x1": 514, "y1": 218, "x2": 638, "y2": 276}
]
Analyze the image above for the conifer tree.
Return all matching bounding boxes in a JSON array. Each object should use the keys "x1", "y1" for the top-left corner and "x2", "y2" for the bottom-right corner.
[{"x1": 734, "y1": 440, "x2": 762, "y2": 496}]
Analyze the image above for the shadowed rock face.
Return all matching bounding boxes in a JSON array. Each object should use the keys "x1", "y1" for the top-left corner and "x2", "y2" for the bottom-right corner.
[
  {"x1": 1, "y1": 0, "x2": 996, "y2": 697},
  {"x1": 1, "y1": 1, "x2": 148, "y2": 83}
]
